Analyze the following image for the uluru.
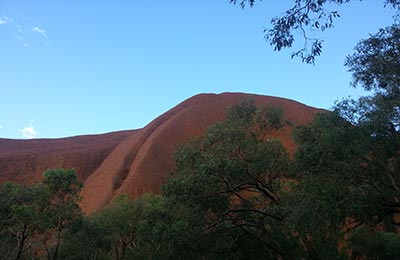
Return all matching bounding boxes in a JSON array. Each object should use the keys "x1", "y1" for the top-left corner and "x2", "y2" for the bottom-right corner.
[{"x1": 0, "y1": 93, "x2": 322, "y2": 214}]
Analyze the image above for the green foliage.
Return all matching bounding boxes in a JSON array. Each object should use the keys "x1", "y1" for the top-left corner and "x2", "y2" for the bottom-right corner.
[
  {"x1": 285, "y1": 22, "x2": 400, "y2": 247},
  {"x1": 60, "y1": 194, "x2": 201, "y2": 260},
  {"x1": 0, "y1": 182, "x2": 46, "y2": 260},
  {"x1": 42, "y1": 169, "x2": 83, "y2": 260},
  {"x1": 348, "y1": 226, "x2": 400, "y2": 260},
  {"x1": 163, "y1": 99, "x2": 299, "y2": 259},
  {"x1": 42, "y1": 169, "x2": 82, "y2": 227},
  {"x1": 0, "y1": 169, "x2": 83, "y2": 260},
  {"x1": 128, "y1": 194, "x2": 202, "y2": 260},
  {"x1": 339, "y1": 23, "x2": 400, "y2": 234},
  {"x1": 345, "y1": 24, "x2": 400, "y2": 92},
  {"x1": 289, "y1": 24, "x2": 400, "y2": 241},
  {"x1": 341, "y1": 25, "x2": 400, "y2": 145},
  {"x1": 229, "y1": 0, "x2": 257, "y2": 9},
  {"x1": 58, "y1": 217, "x2": 110, "y2": 260},
  {"x1": 288, "y1": 113, "x2": 374, "y2": 258},
  {"x1": 230, "y1": 1, "x2": 400, "y2": 63},
  {"x1": 91, "y1": 196, "x2": 140, "y2": 260},
  {"x1": 289, "y1": 105, "x2": 400, "y2": 257},
  {"x1": 43, "y1": 169, "x2": 82, "y2": 199}
]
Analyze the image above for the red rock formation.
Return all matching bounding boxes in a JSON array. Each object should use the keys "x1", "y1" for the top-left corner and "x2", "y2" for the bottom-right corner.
[
  {"x1": 0, "y1": 130, "x2": 133, "y2": 184},
  {"x1": 0, "y1": 93, "x2": 323, "y2": 213}
]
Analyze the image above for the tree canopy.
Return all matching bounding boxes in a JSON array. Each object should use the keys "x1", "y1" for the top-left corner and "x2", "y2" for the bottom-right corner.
[
  {"x1": 230, "y1": 0, "x2": 400, "y2": 63},
  {"x1": 0, "y1": 169, "x2": 82, "y2": 260}
]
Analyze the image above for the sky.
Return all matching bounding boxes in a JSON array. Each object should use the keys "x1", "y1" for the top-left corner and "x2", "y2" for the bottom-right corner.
[{"x1": 0, "y1": 1, "x2": 397, "y2": 139}]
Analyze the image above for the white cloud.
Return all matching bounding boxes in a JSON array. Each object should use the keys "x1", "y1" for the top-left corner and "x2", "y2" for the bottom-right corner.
[
  {"x1": 0, "y1": 125, "x2": 3, "y2": 129},
  {"x1": 17, "y1": 25, "x2": 23, "y2": 33},
  {"x1": 0, "y1": 16, "x2": 48, "y2": 46},
  {"x1": 20, "y1": 124, "x2": 37, "y2": 139},
  {"x1": 0, "y1": 16, "x2": 13, "y2": 25},
  {"x1": 31, "y1": 26, "x2": 47, "y2": 38}
]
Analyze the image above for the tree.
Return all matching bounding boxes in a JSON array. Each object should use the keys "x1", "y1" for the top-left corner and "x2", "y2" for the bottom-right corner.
[
  {"x1": 92, "y1": 196, "x2": 141, "y2": 260},
  {"x1": 0, "y1": 182, "x2": 47, "y2": 260},
  {"x1": 289, "y1": 112, "x2": 380, "y2": 259},
  {"x1": 345, "y1": 24, "x2": 400, "y2": 93},
  {"x1": 290, "y1": 110, "x2": 400, "y2": 258},
  {"x1": 41, "y1": 169, "x2": 83, "y2": 260},
  {"x1": 0, "y1": 169, "x2": 83, "y2": 259},
  {"x1": 126, "y1": 194, "x2": 199, "y2": 260},
  {"x1": 337, "y1": 24, "x2": 400, "y2": 233},
  {"x1": 58, "y1": 216, "x2": 110, "y2": 260},
  {"x1": 161, "y1": 98, "x2": 398, "y2": 259},
  {"x1": 229, "y1": 0, "x2": 400, "y2": 63},
  {"x1": 88, "y1": 194, "x2": 196, "y2": 260},
  {"x1": 163, "y1": 99, "x2": 304, "y2": 259},
  {"x1": 277, "y1": 22, "x2": 400, "y2": 259},
  {"x1": 347, "y1": 226, "x2": 400, "y2": 260}
]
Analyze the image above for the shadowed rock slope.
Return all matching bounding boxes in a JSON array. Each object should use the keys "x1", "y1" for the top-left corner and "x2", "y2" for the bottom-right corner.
[{"x1": 0, "y1": 93, "x2": 323, "y2": 213}]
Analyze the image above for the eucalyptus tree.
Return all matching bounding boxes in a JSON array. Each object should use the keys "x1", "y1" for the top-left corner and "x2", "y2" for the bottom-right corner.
[{"x1": 229, "y1": 0, "x2": 399, "y2": 63}]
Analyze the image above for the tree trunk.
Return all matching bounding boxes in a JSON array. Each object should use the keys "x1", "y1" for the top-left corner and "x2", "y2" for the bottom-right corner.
[
  {"x1": 114, "y1": 243, "x2": 120, "y2": 260},
  {"x1": 383, "y1": 213, "x2": 396, "y2": 233},
  {"x1": 14, "y1": 224, "x2": 27, "y2": 260},
  {"x1": 300, "y1": 234, "x2": 321, "y2": 260},
  {"x1": 52, "y1": 219, "x2": 62, "y2": 260}
]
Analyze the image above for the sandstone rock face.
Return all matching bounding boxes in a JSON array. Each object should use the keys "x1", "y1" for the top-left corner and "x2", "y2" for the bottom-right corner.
[
  {"x1": 0, "y1": 93, "x2": 323, "y2": 213},
  {"x1": 0, "y1": 131, "x2": 134, "y2": 184}
]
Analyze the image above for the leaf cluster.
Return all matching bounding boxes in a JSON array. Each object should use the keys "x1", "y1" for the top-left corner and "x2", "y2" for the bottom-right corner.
[{"x1": 230, "y1": 0, "x2": 400, "y2": 63}]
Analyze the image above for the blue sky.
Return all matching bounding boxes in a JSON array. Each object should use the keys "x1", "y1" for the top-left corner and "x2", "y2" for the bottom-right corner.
[{"x1": 0, "y1": 1, "x2": 396, "y2": 139}]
